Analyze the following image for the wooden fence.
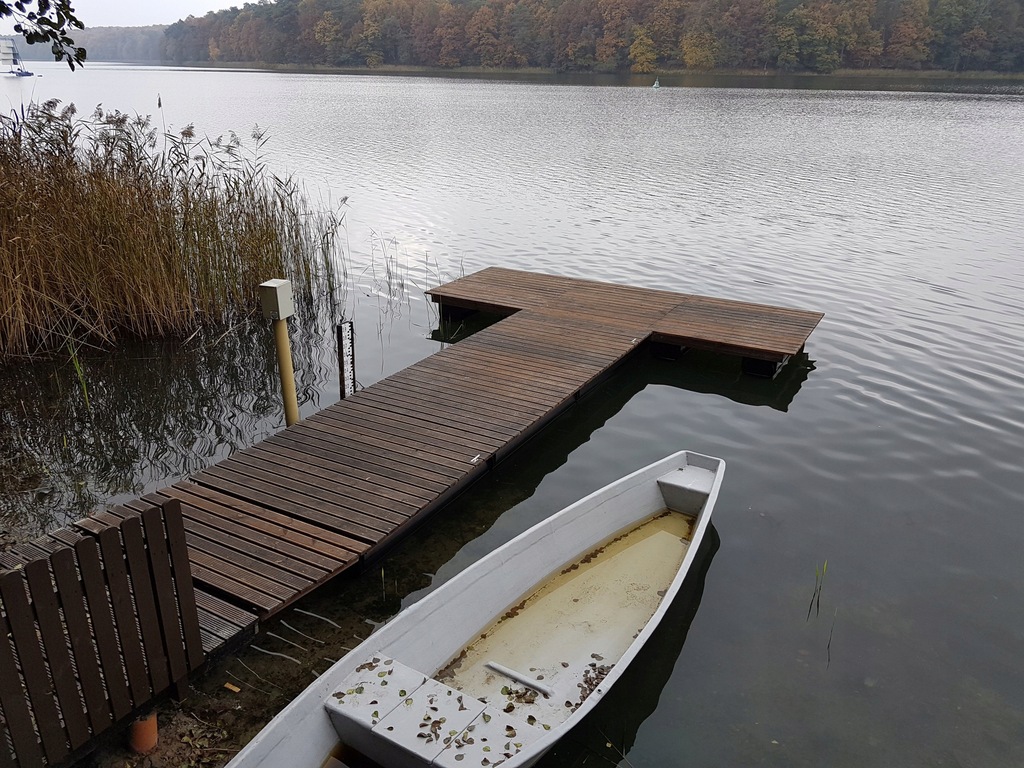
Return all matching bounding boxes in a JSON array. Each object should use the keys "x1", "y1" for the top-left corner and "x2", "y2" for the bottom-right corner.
[{"x1": 0, "y1": 499, "x2": 204, "y2": 768}]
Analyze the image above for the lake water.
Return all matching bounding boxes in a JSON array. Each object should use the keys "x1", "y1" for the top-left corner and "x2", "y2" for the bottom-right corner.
[{"x1": 3, "y1": 63, "x2": 1024, "y2": 766}]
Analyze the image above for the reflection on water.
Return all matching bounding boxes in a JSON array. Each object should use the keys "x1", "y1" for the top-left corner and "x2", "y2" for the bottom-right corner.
[
  {"x1": 0, "y1": 302, "x2": 800, "y2": 543},
  {"x1": 0, "y1": 318, "x2": 333, "y2": 538}
]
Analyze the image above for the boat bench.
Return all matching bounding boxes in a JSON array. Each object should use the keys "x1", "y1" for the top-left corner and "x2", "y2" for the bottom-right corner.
[
  {"x1": 657, "y1": 465, "x2": 715, "y2": 515},
  {"x1": 325, "y1": 654, "x2": 542, "y2": 767}
]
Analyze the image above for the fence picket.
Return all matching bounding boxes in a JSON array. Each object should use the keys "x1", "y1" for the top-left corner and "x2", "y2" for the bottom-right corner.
[
  {"x1": 0, "y1": 611, "x2": 44, "y2": 767},
  {"x1": 0, "y1": 571, "x2": 68, "y2": 764},
  {"x1": 1, "y1": 500, "x2": 205, "y2": 766},
  {"x1": 50, "y1": 547, "x2": 113, "y2": 733},
  {"x1": 75, "y1": 537, "x2": 133, "y2": 721},
  {"x1": 24, "y1": 559, "x2": 91, "y2": 750},
  {"x1": 120, "y1": 515, "x2": 170, "y2": 693}
]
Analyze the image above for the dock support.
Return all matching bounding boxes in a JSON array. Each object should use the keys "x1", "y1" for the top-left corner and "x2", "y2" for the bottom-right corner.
[
  {"x1": 259, "y1": 279, "x2": 300, "y2": 426},
  {"x1": 742, "y1": 355, "x2": 788, "y2": 379}
]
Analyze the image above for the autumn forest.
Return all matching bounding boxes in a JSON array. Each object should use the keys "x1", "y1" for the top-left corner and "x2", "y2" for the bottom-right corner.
[{"x1": 153, "y1": 0, "x2": 1024, "y2": 73}]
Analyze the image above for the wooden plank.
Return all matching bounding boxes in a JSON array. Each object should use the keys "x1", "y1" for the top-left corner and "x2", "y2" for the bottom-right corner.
[
  {"x1": 459, "y1": 330, "x2": 637, "y2": 369},
  {"x1": 411, "y1": 354, "x2": 584, "y2": 396},
  {"x1": 375, "y1": 373, "x2": 547, "y2": 421},
  {"x1": 74, "y1": 537, "x2": 133, "y2": 721},
  {"x1": 23, "y1": 558, "x2": 91, "y2": 750},
  {"x1": 187, "y1": 557, "x2": 281, "y2": 613},
  {"x1": 471, "y1": 313, "x2": 645, "y2": 351},
  {"x1": 313, "y1": 403, "x2": 501, "y2": 458},
  {"x1": 428, "y1": 268, "x2": 823, "y2": 360},
  {"x1": 163, "y1": 484, "x2": 365, "y2": 558},
  {"x1": 0, "y1": 722, "x2": 15, "y2": 768},
  {"x1": 293, "y1": 418, "x2": 474, "y2": 475},
  {"x1": 475, "y1": 338, "x2": 633, "y2": 380},
  {"x1": 0, "y1": 570, "x2": 68, "y2": 764},
  {"x1": 184, "y1": 528, "x2": 312, "y2": 594},
  {"x1": 47, "y1": 527, "x2": 84, "y2": 548},
  {"x1": 214, "y1": 452, "x2": 429, "y2": 519},
  {"x1": 422, "y1": 343, "x2": 594, "y2": 388},
  {"x1": 72, "y1": 516, "x2": 106, "y2": 537},
  {"x1": 137, "y1": 505, "x2": 190, "y2": 685},
  {"x1": 49, "y1": 547, "x2": 113, "y2": 734},
  {"x1": 413, "y1": 339, "x2": 585, "y2": 388},
  {"x1": 257, "y1": 435, "x2": 451, "y2": 495},
  {"x1": 232, "y1": 447, "x2": 439, "y2": 508},
  {"x1": 0, "y1": 610, "x2": 45, "y2": 768},
  {"x1": 201, "y1": 460, "x2": 410, "y2": 529},
  {"x1": 125, "y1": 497, "x2": 323, "y2": 586},
  {"x1": 197, "y1": 611, "x2": 241, "y2": 643},
  {"x1": 175, "y1": 505, "x2": 329, "y2": 581},
  {"x1": 97, "y1": 526, "x2": 150, "y2": 707},
  {"x1": 194, "y1": 465, "x2": 401, "y2": 539},
  {"x1": 344, "y1": 388, "x2": 525, "y2": 438},
  {"x1": 397, "y1": 358, "x2": 566, "y2": 403},
  {"x1": 156, "y1": 499, "x2": 206, "y2": 670},
  {"x1": 163, "y1": 495, "x2": 349, "y2": 575},
  {"x1": 267, "y1": 428, "x2": 457, "y2": 488},
  {"x1": 3, "y1": 542, "x2": 51, "y2": 565},
  {"x1": 118, "y1": 515, "x2": 171, "y2": 694},
  {"x1": 305, "y1": 411, "x2": 496, "y2": 469},
  {"x1": 194, "y1": 589, "x2": 257, "y2": 633},
  {"x1": 187, "y1": 471, "x2": 383, "y2": 544}
]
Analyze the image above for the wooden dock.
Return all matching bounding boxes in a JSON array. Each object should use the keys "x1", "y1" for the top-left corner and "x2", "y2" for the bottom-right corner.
[
  {"x1": 1, "y1": 268, "x2": 822, "y2": 766},
  {"x1": 160, "y1": 267, "x2": 821, "y2": 640},
  {"x1": 9, "y1": 268, "x2": 824, "y2": 654}
]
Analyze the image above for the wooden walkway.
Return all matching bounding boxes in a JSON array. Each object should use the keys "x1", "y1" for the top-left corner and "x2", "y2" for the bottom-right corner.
[
  {"x1": 5, "y1": 269, "x2": 822, "y2": 660},
  {"x1": 159, "y1": 268, "x2": 819, "y2": 646}
]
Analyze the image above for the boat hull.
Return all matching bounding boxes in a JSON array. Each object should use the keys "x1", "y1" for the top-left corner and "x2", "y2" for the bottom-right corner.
[{"x1": 228, "y1": 450, "x2": 724, "y2": 768}]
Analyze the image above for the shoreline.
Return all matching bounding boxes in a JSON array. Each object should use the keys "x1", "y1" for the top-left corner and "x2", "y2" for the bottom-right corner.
[{"x1": 47, "y1": 58, "x2": 1024, "y2": 87}]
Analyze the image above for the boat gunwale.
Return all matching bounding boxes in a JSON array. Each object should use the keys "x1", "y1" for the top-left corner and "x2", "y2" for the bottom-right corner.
[{"x1": 226, "y1": 449, "x2": 725, "y2": 768}]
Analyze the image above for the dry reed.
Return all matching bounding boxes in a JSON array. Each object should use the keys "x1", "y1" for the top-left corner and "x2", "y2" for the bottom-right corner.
[{"x1": 0, "y1": 100, "x2": 346, "y2": 361}]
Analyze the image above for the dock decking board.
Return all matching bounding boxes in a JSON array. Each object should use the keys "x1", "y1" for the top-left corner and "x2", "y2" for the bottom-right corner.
[
  {"x1": 427, "y1": 267, "x2": 823, "y2": 362},
  {"x1": 38, "y1": 269, "x2": 821, "y2": 669}
]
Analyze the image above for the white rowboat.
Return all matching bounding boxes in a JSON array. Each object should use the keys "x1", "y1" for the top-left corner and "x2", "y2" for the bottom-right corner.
[{"x1": 228, "y1": 450, "x2": 725, "y2": 768}]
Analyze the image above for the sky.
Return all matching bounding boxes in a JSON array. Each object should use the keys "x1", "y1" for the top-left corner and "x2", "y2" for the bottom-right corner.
[{"x1": 4, "y1": 0, "x2": 241, "y2": 30}]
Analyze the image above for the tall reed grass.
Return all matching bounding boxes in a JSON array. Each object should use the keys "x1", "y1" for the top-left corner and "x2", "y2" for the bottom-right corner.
[{"x1": 0, "y1": 100, "x2": 346, "y2": 361}]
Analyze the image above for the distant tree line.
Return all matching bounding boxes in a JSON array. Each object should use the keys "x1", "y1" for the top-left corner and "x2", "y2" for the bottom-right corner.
[
  {"x1": 13, "y1": 0, "x2": 1020, "y2": 73},
  {"x1": 16, "y1": 26, "x2": 165, "y2": 62},
  {"x1": 159, "y1": 0, "x2": 1023, "y2": 73}
]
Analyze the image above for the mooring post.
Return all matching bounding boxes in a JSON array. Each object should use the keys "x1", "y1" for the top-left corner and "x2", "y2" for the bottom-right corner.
[{"x1": 259, "y1": 279, "x2": 300, "y2": 426}]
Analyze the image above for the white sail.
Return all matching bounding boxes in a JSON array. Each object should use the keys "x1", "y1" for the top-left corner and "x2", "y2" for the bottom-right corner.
[
  {"x1": 1, "y1": 37, "x2": 33, "y2": 76},
  {"x1": 0, "y1": 38, "x2": 16, "y2": 68}
]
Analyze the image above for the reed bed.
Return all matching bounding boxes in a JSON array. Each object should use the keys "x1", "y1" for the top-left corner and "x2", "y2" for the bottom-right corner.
[{"x1": 0, "y1": 100, "x2": 346, "y2": 361}]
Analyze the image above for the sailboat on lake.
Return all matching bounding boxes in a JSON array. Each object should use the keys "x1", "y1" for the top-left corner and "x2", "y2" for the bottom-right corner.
[{"x1": 1, "y1": 37, "x2": 34, "y2": 77}]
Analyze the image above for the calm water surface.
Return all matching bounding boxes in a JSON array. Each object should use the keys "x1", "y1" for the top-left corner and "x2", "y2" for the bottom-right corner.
[{"x1": 3, "y1": 63, "x2": 1024, "y2": 765}]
